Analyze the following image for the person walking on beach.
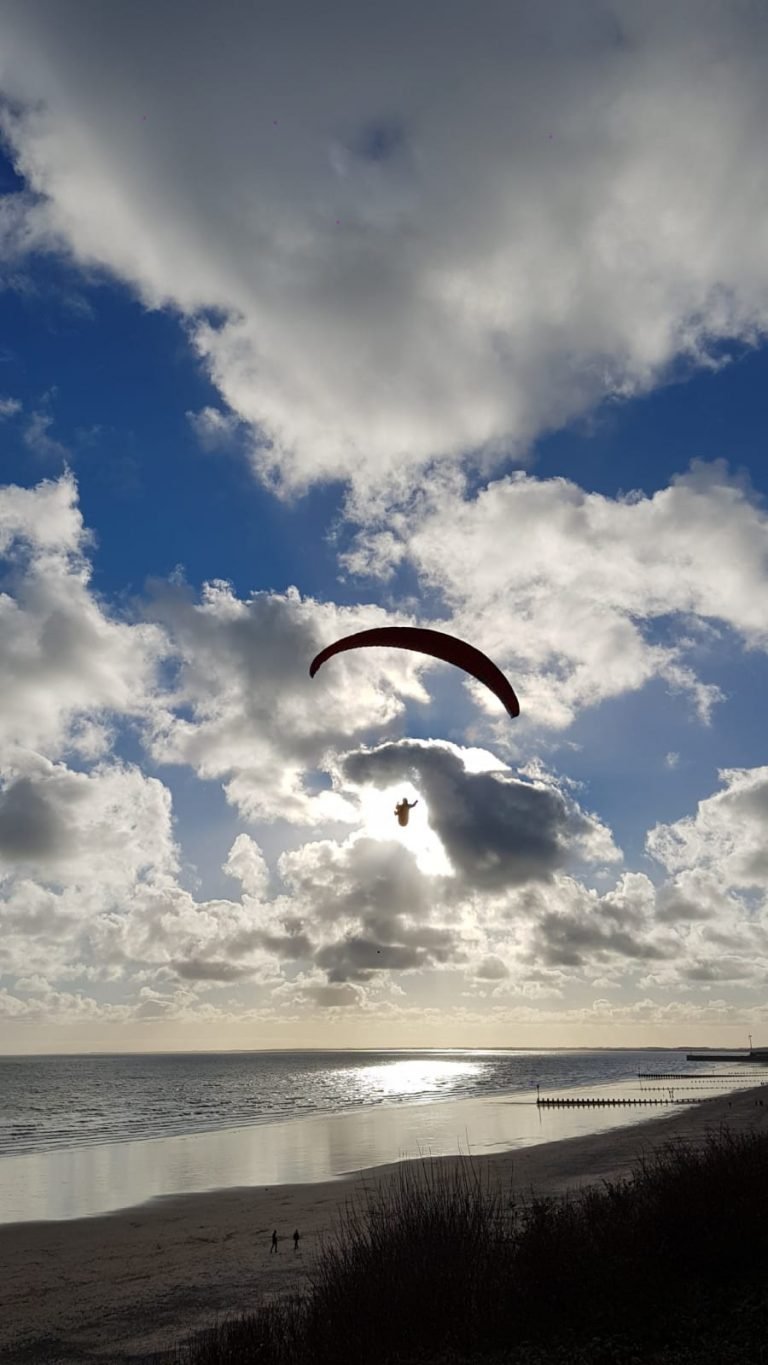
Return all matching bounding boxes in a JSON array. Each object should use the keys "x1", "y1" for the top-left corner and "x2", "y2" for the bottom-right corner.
[
  {"x1": 270, "y1": 1229, "x2": 278, "y2": 1254},
  {"x1": 293, "y1": 1228, "x2": 300, "y2": 1253}
]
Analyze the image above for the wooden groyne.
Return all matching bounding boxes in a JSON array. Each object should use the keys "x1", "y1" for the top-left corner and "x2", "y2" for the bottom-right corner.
[
  {"x1": 638, "y1": 1072, "x2": 755, "y2": 1080},
  {"x1": 638, "y1": 1084, "x2": 740, "y2": 1092},
  {"x1": 537, "y1": 1096, "x2": 692, "y2": 1108}
]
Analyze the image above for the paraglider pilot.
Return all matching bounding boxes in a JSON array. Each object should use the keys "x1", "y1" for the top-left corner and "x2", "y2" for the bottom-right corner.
[{"x1": 395, "y1": 798, "x2": 418, "y2": 827}]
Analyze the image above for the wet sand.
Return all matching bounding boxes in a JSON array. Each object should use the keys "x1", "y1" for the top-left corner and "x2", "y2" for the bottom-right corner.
[{"x1": 1, "y1": 1085, "x2": 766, "y2": 1364}]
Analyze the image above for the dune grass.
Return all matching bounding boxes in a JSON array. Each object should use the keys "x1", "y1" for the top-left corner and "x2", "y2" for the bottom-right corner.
[{"x1": 174, "y1": 1126, "x2": 768, "y2": 1364}]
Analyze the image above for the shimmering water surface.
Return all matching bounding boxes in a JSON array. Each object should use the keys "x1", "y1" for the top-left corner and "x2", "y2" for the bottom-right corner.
[{"x1": 0, "y1": 1049, "x2": 762, "y2": 1224}]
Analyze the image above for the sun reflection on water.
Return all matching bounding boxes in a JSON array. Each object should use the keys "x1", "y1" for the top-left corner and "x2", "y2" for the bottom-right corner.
[{"x1": 351, "y1": 1057, "x2": 484, "y2": 1099}]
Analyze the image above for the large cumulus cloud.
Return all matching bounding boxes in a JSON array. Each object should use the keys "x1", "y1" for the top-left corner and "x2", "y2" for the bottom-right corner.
[
  {"x1": 0, "y1": 753, "x2": 174, "y2": 885},
  {"x1": 278, "y1": 834, "x2": 462, "y2": 984},
  {"x1": 342, "y1": 739, "x2": 620, "y2": 888},
  {"x1": 648, "y1": 766, "x2": 768, "y2": 892},
  {"x1": 2, "y1": 2, "x2": 768, "y2": 493},
  {"x1": 344, "y1": 461, "x2": 768, "y2": 729},
  {"x1": 0, "y1": 472, "x2": 163, "y2": 760},
  {"x1": 3, "y1": 472, "x2": 768, "y2": 1034},
  {"x1": 145, "y1": 578, "x2": 436, "y2": 824}
]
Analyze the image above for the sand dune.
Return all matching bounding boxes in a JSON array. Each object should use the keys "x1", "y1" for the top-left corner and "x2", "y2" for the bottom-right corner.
[{"x1": 2, "y1": 1085, "x2": 766, "y2": 1364}]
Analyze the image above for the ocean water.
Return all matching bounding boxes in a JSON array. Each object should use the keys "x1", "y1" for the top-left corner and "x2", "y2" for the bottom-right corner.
[
  {"x1": 0, "y1": 1049, "x2": 762, "y2": 1224},
  {"x1": 0, "y1": 1047, "x2": 742, "y2": 1156}
]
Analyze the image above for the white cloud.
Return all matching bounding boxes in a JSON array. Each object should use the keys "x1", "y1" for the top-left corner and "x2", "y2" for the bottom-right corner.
[
  {"x1": 223, "y1": 833, "x2": 270, "y2": 900},
  {"x1": 23, "y1": 410, "x2": 69, "y2": 461},
  {"x1": 0, "y1": 767, "x2": 180, "y2": 985},
  {"x1": 345, "y1": 461, "x2": 768, "y2": 729},
  {"x1": 186, "y1": 405, "x2": 242, "y2": 452},
  {"x1": 0, "y1": 473, "x2": 165, "y2": 761},
  {"x1": 1, "y1": 476, "x2": 767, "y2": 1033},
  {"x1": 0, "y1": 753, "x2": 175, "y2": 888},
  {"x1": 269, "y1": 741, "x2": 626, "y2": 987},
  {"x1": 277, "y1": 833, "x2": 458, "y2": 981},
  {"x1": 145, "y1": 577, "x2": 437, "y2": 824},
  {"x1": 648, "y1": 766, "x2": 768, "y2": 892},
  {"x1": 0, "y1": 470, "x2": 82, "y2": 555},
  {"x1": 0, "y1": 396, "x2": 21, "y2": 418},
  {"x1": 2, "y1": 3, "x2": 768, "y2": 494}
]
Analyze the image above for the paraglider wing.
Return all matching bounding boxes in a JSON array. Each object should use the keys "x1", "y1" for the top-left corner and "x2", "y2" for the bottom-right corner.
[{"x1": 309, "y1": 626, "x2": 520, "y2": 719}]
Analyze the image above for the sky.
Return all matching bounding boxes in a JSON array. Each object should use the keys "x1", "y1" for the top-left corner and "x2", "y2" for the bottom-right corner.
[{"x1": 1, "y1": 0, "x2": 768, "y2": 1053}]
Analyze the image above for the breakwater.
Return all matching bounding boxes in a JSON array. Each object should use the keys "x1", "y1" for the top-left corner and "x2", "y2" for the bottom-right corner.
[
  {"x1": 537, "y1": 1096, "x2": 690, "y2": 1108},
  {"x1": 638, "y1": 1072, "x2": 758, "y2": 1080}
]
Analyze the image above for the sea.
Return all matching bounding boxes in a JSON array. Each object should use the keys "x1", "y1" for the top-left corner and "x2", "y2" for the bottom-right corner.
[{"x1": 0, "y1": 1048, "x2": 763, "y2": 1225}]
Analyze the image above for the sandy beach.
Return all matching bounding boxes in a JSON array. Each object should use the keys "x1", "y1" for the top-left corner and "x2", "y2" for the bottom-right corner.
[{"x1": 2, "y1": 1085, "x2": 766, "y2": 1364}]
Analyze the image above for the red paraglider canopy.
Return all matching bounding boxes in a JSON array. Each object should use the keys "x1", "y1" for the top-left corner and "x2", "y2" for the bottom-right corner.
[{"x1": 309, "y1": 626, "x2": 520, "y2": 719}]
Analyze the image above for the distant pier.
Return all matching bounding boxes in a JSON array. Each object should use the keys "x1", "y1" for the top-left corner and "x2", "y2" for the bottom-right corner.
[{"x1": 686, "y1": 1049, "x2": 768, "y2": 1063}]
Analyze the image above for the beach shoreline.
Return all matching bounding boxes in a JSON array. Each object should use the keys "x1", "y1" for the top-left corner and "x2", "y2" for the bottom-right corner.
[{"x1": 2, "y1": 1083, "x2": 766, "y2": 1364}]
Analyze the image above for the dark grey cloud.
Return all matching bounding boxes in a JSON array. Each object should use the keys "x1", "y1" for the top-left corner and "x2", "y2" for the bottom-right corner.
[
  {"x1": 685, "y1": 959, "x2": 756, "y2": 984},
  {"x1": 0, "y1": 776, "x2": 69, "y2": 861},
  {"x1": 316, "y1": 919, "x2": 457, "y2": 982},
  {"x1": 259, "y1": 930, "x2": 314, "y2": 959},
  {"x1": 474, "y1": 954, "x2": 509, "y2": 980},
  {"x1": 702, "y1": 926, "x2": 760, "y2": 953},
  {"x1": 221, "y1": 922, "x2": 314, "y2": 961},
  {"x1": 654, "y1": 886, "x2": 716, "y2": 924},
  {"x1": 342, "y1": 741, "x2": 603, "y2": 889},
  {"x1": 316, "y1": 937, "x2": 430, "y2": 983},
  {"x1": 304, "y1": 982, "x2": 363, "y2": 1008},
  {"x1": 531, "y1": 910, "x2": 672, "y2": 969}
]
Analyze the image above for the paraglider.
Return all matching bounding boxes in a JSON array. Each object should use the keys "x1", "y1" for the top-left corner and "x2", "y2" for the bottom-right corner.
[
  {"x1": 308, "y1": 626, "x2": 520, "y2": 719},
  {"x1": 395, "y1": 797, "x2": 418, "y2": 827},
  {"x1": 310, "y1": 626, "x2": 519, "y2": 826}
]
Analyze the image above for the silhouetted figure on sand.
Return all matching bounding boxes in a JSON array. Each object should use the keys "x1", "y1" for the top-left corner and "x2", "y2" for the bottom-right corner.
[
  {"x1": 395, "y1": 797, "x2": 418, "y2": 827},
  {"x1": 270, "y1": 1229, "x2": 278, "y2": 1254},
  {"x1": 293, "y1": 1228, "x2": 300, "y2": 1253}
]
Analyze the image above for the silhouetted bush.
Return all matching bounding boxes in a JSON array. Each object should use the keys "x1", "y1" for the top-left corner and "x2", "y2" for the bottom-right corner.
[{"x1": 173, "y1": 1126, "x2": 768, "y2": 1364}]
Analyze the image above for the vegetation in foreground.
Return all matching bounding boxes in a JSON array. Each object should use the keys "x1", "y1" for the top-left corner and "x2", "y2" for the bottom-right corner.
[{"x1": 174, "y1": 1127, "x2": 768, "y2": 1364}]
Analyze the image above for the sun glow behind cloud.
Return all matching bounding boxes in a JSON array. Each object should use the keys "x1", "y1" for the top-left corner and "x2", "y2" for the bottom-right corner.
[{"x1": 354, "y1": 781, "x2": 453, "y2": 877}]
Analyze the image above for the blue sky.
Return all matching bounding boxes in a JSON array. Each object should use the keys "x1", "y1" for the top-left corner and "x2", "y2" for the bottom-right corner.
[{"x1": 1, "y1": 0, "x2": 768, "y2": 1052}]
